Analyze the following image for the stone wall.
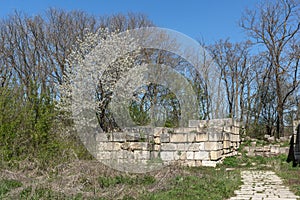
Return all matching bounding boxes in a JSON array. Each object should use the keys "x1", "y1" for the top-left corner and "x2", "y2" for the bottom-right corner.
[{"x1": 96, "y1": 118, "x2": 241, "y2": 171}]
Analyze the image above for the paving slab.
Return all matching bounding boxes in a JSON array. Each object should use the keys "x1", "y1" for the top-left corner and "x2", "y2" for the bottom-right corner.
[{"x1": 228, "y1": 170, "x2": 300, "y2": 200}]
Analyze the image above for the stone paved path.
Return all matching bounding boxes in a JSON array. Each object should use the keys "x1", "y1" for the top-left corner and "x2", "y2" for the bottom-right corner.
[{"x1": 228, "y1": 170, "x2": 300, "y2": 200}]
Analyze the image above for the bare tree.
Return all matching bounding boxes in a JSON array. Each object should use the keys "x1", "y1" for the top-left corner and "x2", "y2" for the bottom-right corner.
[{"x1": 240, "y1": 0, "x2": 300, "y2": 137}]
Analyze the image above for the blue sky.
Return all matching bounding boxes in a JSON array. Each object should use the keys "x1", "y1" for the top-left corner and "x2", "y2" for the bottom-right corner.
[{"x1": 0, "y1": 0, "x2": 260, "y2": 44}]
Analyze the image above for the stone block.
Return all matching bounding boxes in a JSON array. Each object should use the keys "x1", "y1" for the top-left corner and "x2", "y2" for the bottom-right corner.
[
  {"x1": 97, "y1": 151, "x2": 112, "y2": 160},
  {"x1": 186, "y1": 151, "x2": 194, "y2": 160},
  {"x1": 187, "y1": 133, "x2": 196, "y2": 142},
  {"x1": 208, "y1": 132, "x2": 223, "y2": 141},
  {"x1": 176, "y1": 143, "x2": 188, "y2": 151},
  {"x1": 195, "y1": 132, "x2": 208, "y2": 142},
  {"x1": 161, "y1": 143, "x2": 177, "y2": 151},
  {"x1": 270, "y1": 145, "x2": 280, "y2": 154},
  {"x1": 223, "y1": 132, "x2": 230, "y2": 141},
  {"x1": 174, "y1": 127, "x2": 197, "y2": 133},
  {"x1": 98, "y1": 142, "x2": 114, "y2": 151},
  {"x1": 125, "y1": 132, "x2": 141, "y2": 141},
  {"x1": 160, "y1": 133, "x2": 170, "y2": 143},
  {"x1": 154, "y1": 137, "x2": 160, "y2": 144},
  {"x1": 154, "y1": 127, "x2": 163, "y2": 137},
  {"x1": 134, "y1": 151, "x2": 150, "y2": 160},
  {"x1": 160, "y1": 151, "x2": 174, "y2": 161},
  {"x1": 121, "y1": 142, "x2": 149, "y2": 151},
  {"x1": 204, "y1": 142, "x2": 223, "y2": 151},
  {"x1": 111, "y1": 132, "x2": 126, "y2": 142},
  {"x1": 179, "y1": 152, "x2": 187, "y2": 160},
  {"x1": 154, "y1": 144, "x2": 160, "y2": 151},
  {"x1": 210, "y1": 150, "x2": 223, "y2": 160},
  {"x1": 113, "y1": 142, "x2": 123, "y2": 150},
  {"x1": 186, "y1": 143, "x2": 204, "y2": 151},
  {"x1": 223, "y1": 140, "x2": 231, "y2": 149},
  {"x1": 96, "y1": 133, "x2": 110, "y2": 142},
  {"x1": 170, "y1": 133, "x2": 187, "y2": 143},
  {"x1": 202, "y1": 160, "x2": 217, "y2": 167},
  {"x1": 194, "y1": 151, "x2": 209, "y2": 160}
]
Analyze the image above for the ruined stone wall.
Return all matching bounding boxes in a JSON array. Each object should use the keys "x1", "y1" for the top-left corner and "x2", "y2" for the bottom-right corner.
[{"x1": 96, "y1": 118, "x2": 241, "y2": 171}]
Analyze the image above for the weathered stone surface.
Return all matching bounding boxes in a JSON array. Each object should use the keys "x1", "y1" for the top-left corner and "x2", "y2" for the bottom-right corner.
[
  {"x1": 223, "y1": 140, "x2": 231, "y2": 149},
  {"x1": 111, "y1": 132, "x2": 126, "y2": 142},
  {"x1": 98, "y1": 142, "x2": 114, "y2": 151},
  {"x1": 153, "y1": 127, "x2": 163, "y2": 137},
  {"x1": 121, "y1": 142, "x2": 149, "y2": 151},
  {"x1": 186, "y1": 143, "x2": 204, "y2": 151},
  {"x1": 154, "y1": 137, "x2": 161, "y2": 144},
  {"x1": 210, "y1": 150, "x2": 223, "y2": 160},
  {"x1": 204, "y1": 142, "x2": 223, "y2": 151},
  {"x1": 183, "y1": 160, "x2": 196, "y2": 167},
  {"x1": 174, "y1": 127, "x2": 197, "y2": 133},
  {"x1": 160, "y1": 151, "x2": 174, "y2": 161},
  {"x1": 194, "y1": 151, "x2": 209, "y2": 160},
  {"x1": 125, "y1": 132, "x2": 141, "y2": 141},
  {"x1": 134, "y1": 151, "x2": 150, "y2": 160},
  {"x1": 195, "y1": 132, "x2": 208, "y2": 142},
  {"x1": 154, "y1": 144, "x2": 160, "y2": 151},
  {"x1": 96, "y1": 133, "x2": 110, "y2": 142},
  {"x1": 160, "y1": 133, "x2": 170, "y2": 143},
  {"x1": 208, "y1": 131, "x2": 223, "y2": 141},
  {"x1": 97, "y1": 151, "x2": 112, "y2": 160},
  {"x1": 161, "y1": 143, "x2": 177, "y2": 151},
  {"x1": 186, "y1": 151, "x2": 194, "y2": 160},
  {"x1": 170, "y1": 133, "x2": 187, "y2": 143}
]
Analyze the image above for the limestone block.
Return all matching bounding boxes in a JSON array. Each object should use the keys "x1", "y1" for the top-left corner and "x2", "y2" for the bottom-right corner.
[
  {"x1": 210, "y1": 150, "x2": 223, "y2": 160},
  {"x1": 186, "y1": 143, "x2": 205, "y2": 151},
  {"x1": 202, "y1": 160, "x2": 217, "y2": 167},
  {"x1": 179, "y1": 152, "x2": 187, "y2": 160},
  {"x1": 96, "y1": 133, "x2": 110, "y2": 142},
  {"x1": 208, "y1": 132, "x2": 223, "y2": 141},
  {"x1": 223, "y1": 132, "x2": 230, "y2": 141},
  {"x1": 174, "y1": 127, "x2": 197, "y2": 133},
  {"x1": 187, "y1": 133, "x2": 196, "y2": 142},
  {"x1": 173, "y1": 151, "x2": 181, "y2": 160},
  {"x1": 150, "y1": 151, "x2": 160, "y2": 159},
  {"x1": 125, "y1": 132, "x2": 141, "y2": 141},
  {"x1": 154, "y1": 137, "x2": 161, "y2": 144},
  {"x1": 161, "y1": 143, "x2": 177, "y2": 151},
  {"x1": 223, "y1": 140, "x2": 231, "y2": 149},
  {"x1": 170, "y1": 133, "x2": 187, "y2": 143},
  {"x1": 134, "y1": 151, "x2": 150, "y2": 160},
  {"x1": 111, "y1": 132, "x2": 126, "y2": 142},
  {"x1": 186, "y1": 151, "x2": 194, "y2": 160},
  {"x1": 194, "y1": 151, "x2": 209, "y2": 160},
  {"x1": 154, "y1": 144, "x2": 160, "y2": 151},
  {"x1": 154, "y1": 127, "x2": 163, "y2": 137},
  {"x1": 97, "y1": 151, "x2": 111, "y2": 160},
  {"x1": 113, "y1": 142, "x2": 123, "y2": 150},
  {"x1": 98, "y1": 142, "x2": 114, "y2": 151},
  {"x1": 270, "y1": 145, "x2": 280, "y2": 154},
  {"x1": 160, "y1": 151, "x2": 174, "y2": 161},
  {"x1": 176, "y1": 143, "x2": 188, "y2": 151},
  {"x1": 121, "y1": 142, "x2": 149, "y2": 151},
  {"x1": 195, "y1": 132, "x2": 208, "y2": 142},
  {"x1": 204, "y1": 142, "x2": 223, "y2": 151},
  {"x1": 160, "y1": 133, "x2": 170, "y2": 143}
]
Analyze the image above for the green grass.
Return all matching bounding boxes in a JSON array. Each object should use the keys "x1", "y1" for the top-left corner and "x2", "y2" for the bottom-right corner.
[
  {"x1": 0, "y1": 179, "x2": 22, "y2": 198},
  {"x1": 142, "y1": 167, "x2": 241, "y2": 200}
]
